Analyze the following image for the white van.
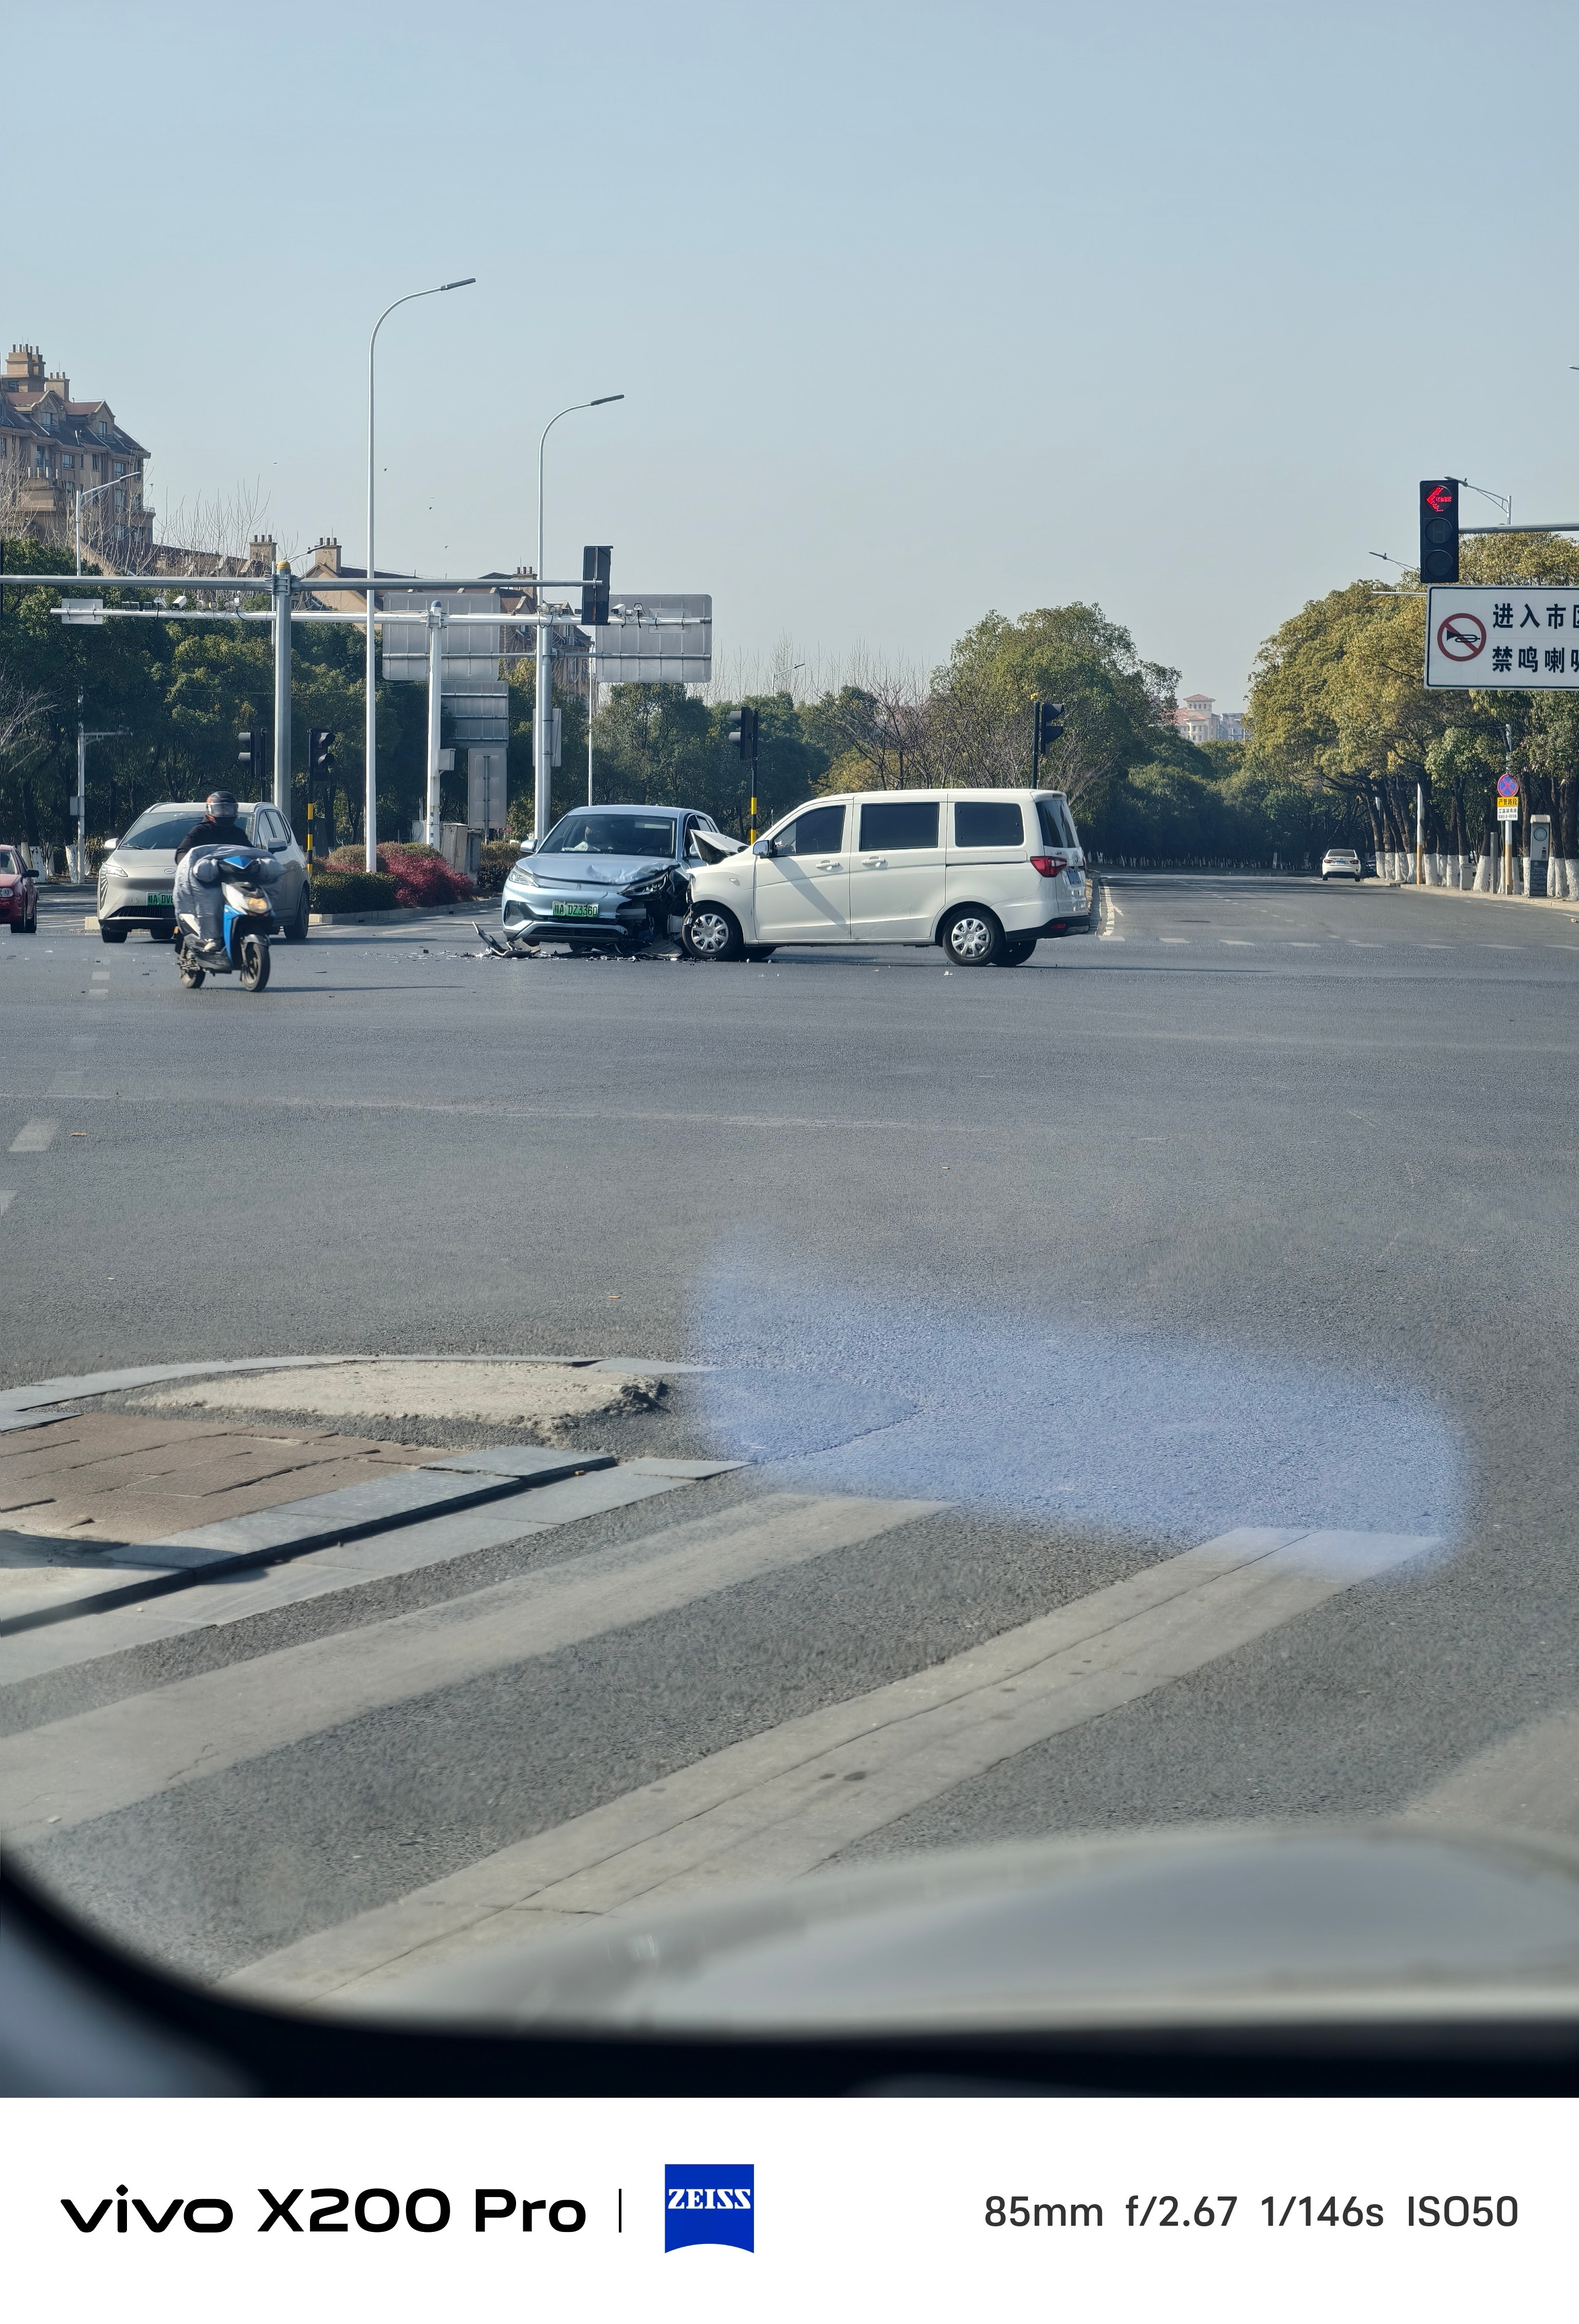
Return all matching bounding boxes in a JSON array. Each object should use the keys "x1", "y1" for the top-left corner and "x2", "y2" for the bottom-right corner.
[{"x1": 681, "y1": 788, "x2": 1088, "y2": 966}]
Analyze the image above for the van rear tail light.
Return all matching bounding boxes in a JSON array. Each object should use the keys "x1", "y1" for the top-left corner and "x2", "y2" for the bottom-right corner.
[{"x1": 1031, "y1": 854, "x2": 1069, "y2": 879}]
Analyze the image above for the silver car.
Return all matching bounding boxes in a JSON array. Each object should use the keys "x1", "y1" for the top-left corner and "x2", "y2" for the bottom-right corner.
[
  {"x1": 98, "y1": 800, "x2": 311, "y2": 945},
  {"x1": 500, "y1": 804, "x2": 726, "y2": 952}
]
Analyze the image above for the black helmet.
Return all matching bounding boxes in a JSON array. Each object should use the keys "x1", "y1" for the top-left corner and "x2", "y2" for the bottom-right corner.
[{"x1": 206, "y1": 790, "x2": 238, "y2": 820}]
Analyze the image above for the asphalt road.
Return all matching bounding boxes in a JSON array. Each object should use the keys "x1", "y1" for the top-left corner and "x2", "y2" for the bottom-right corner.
[{"x1": 4, "y1": 873, "x2": 1578, "y2": 1984}]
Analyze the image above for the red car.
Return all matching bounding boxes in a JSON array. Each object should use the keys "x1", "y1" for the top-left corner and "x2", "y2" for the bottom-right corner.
[{"x1": 0, "y1": 844, "x2": 39, "y2": 933}]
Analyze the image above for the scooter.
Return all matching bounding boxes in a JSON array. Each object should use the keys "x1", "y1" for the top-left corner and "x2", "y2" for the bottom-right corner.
[{"x1": 175, "y1": 848, "x2": 281, "y2": 993}]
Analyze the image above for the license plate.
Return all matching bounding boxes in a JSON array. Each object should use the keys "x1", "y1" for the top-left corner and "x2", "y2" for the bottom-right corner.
[
  {"x1": 552, "y1": 902, "x2": 599, "y2": 919},
  {"x1": 144, "y1": 892, "x2": 173, "y2": 906}
]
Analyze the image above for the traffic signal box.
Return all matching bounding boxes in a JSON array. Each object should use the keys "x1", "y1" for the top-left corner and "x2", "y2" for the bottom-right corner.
[
  {"x1": 305, "y1": 730, "x2": 335, "y2": 862},
  {"x1": 237, "y1": 729, "x2": 269, "y2": 782},
  {"x1": 727, "y1": 705, "x2": 759, "y2": 761},
  {"x1": 581, "y1": 546, "x2": 611, "y2": 628},
  {"x1": 1419, "y1": 479, "x2": 1459, "y2": 584},
  {"x1": 1031, "y1": 700, "x2": 1064, "y2": 783}
]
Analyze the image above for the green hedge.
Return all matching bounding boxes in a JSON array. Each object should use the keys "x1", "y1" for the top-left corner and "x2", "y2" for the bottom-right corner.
[
  {"x1": 475, "y1": 840, "x2": 521, "y2": 897},
  {"x1": 310, "y1": 870, "x2": 399, "y2": 914}
]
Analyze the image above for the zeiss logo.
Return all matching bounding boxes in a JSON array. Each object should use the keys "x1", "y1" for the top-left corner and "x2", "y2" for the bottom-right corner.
[{"x1": 664, "y1": 2165, "x2": 754, "y2": 2254}]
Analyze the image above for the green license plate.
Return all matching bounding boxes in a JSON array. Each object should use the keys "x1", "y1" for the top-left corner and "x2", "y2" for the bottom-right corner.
[
  {"x1": 144, "y1": 892, "x2": 173, "y2": 906},
  {"x1": 552, "y1": 901, "x2": 599, "y2": 919}
]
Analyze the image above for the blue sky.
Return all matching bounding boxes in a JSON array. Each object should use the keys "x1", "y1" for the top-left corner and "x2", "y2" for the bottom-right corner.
[{"x1": 5, "y1": 0, "x2": 1576, "y2": 708}]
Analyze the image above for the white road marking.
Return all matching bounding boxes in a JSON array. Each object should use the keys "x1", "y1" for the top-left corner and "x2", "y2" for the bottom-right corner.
[
  {"x1": 0, "y1": 1493, "x2": 940, "y2": 1838},
  {"x1": 1158, "y1": 937, "x2": 1188, "y2": 945},
  {"x1": 225, "y1": 1523, "x2": 1438, "y2": 2003},
  {"x1": 0, "y1": 1192, "x2": 14, "y2": 1218},
  {"x1": 1, "y1": 1463, "x2": 732, "y2": 1685},
  {"x1": 1096, "y1": 883, "x2": 1124, "y2": 941},
  {"x1": 1221, "y1": 939, "x2": 1252, "y2": 946},
  {"x1": 1404, "y1": 1699, "x2": 1579, "y2": 1840},
  {"x1": 8, "y1": 1122, "x2": 57, "y2": 1154}
]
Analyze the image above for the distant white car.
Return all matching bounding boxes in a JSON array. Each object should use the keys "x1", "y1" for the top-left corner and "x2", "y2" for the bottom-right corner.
[
  {"x1": 1321, "y1": 848, "x2": 1364, "y2": 883},
  {"x1": 681, "y1": 787, "x2": 1089, "y2": 967}
]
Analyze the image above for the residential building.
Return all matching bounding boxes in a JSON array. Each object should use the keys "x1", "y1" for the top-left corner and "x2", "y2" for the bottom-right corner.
[
  {"x1": 0, "y1": 343, "x2": 153, "y2": 564},
  {"x1": 1171, "y1": 692, "x2": 1245, "y2": 745}
]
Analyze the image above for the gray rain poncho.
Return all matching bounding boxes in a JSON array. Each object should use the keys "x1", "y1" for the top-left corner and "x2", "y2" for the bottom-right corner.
[{"x1": 174, "y1": 844, "x2": 278, "y2": 955}]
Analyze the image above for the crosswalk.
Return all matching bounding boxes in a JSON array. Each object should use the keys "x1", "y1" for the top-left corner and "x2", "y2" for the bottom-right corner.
[{"x1": 0, "y1": 1448, "x2": 1452, "y2": 2012}]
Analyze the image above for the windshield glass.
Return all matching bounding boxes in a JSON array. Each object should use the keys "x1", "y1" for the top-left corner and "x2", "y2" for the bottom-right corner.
[
  {"x1": 8, "y1": 8, "x2": 1579, "y2": 2092},
  {"x1": 121, "y1": 810, "x2": 207, "y2": 851},
  {"x1": 539, "y1": 812, "x2": 677, "y2": 857},
  {"x1": 0, "y1": 849, "x2": 19, "y2": 875}
]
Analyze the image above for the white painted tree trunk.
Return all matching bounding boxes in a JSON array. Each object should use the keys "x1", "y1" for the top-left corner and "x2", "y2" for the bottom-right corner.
[
  {"x1": 1474, "y1": 852, "x2": 1491, "y2": 892},
  {"x1": 1563, "y1": 858, "x2": 1579, "y2": 902}
]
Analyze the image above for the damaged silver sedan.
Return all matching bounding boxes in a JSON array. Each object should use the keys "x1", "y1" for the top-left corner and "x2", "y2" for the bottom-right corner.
[{"x1": 494, "y1": 805, "x2": 742, "y2": 956}]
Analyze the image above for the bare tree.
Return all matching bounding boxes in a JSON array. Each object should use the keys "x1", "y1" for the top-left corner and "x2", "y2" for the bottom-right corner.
[{"x1": 0, "y1": 672, "x2": 51, "y2": 767}]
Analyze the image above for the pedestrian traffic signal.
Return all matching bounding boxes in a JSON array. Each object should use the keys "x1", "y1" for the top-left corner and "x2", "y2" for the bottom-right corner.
[
  {"x1": 1419, "y1": 479, "x2": 1459, "y2": 584},
  {"x1": 237, "y1": 728, "x2": 268, "y2": 780},
  {"x1": 1036, "y1": 701, "x2": 1066, "y2": 753},
  {"x1": 580, "y1": 546, "x2": 611, "y2": 627},
  {"x1": 727, "y1": 704, "x2": 759, "y2": 761},
  {"x1": 308, "y1": 729, "x2": 335, "y2": 782}
]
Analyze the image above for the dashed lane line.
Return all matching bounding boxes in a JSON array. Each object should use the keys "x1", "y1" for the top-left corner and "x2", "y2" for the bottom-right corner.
[
  {"x1": 0, "y1": 1193, "x2": 14, "y2": 1219},
  {"x1": 8, "y1": 1121, "x2": 57, "y2": 1154},
  {"x1": 223, "y1": 1523, "x2": 1439, "y2": 2004}
]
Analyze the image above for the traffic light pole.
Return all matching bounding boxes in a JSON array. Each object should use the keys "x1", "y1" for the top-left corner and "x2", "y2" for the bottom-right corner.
[{"x1": 273, "y1": 566, "x2": 291, "y2": 816}]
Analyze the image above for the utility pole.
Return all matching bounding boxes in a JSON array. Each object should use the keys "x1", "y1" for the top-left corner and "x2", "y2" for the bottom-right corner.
[
  {"x1": 587, "y1": 638, "x2": 597, "y2": 807},
  {"x1": 75, "y1": 692, "x2": 130, "y2": 885},
  {"x1": 1416, "y1": 780, "x2": 1424, "y2": 889},
  {"x1": 76, "y1": 696, "x2": 86, "y2": 884},
  {"x1": 425, "y1": 600, "x2": 446, "y2": 846},
  {"x1": 273, "y1": 564, "x2": 292, "y2": 816}
]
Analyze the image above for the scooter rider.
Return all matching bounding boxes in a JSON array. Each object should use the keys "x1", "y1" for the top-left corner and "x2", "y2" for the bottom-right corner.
[
  {"x1": 173, "y1": 790, "x2": 254, "y2": 958},
  {"x1": 175, "y1": 790, "x2": 250, "y2": 862}
]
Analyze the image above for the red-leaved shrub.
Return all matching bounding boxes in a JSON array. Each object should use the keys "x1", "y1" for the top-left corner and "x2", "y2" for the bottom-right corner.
[{"x1": 322, "y1": 843, "x2": 472, "y2": 906}]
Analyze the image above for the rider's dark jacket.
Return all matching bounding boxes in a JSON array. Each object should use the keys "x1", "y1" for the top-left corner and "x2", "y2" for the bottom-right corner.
[{"x1": 174, "y1": 815, "x2": 251, "y2": 862}]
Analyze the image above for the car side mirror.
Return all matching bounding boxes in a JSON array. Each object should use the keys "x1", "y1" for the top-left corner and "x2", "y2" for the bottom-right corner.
[
  {"x1": 757, "y1": 837, "x2": 777, "y2": 858},
  {"x1": 517, "y1": 839, "x2": 535, "y2": 855},
  {"x1": 105, "y1": 837, "x2": 120, "y2": 849}
]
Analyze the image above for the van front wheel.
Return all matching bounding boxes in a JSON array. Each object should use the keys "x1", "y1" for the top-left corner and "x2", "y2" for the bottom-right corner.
[
  {"x1": 682, "y1": 905, "x2": 745, "y2": 961},
  {"x1": 941, "y1": 907, "x2": 1002, "y2": 967}
]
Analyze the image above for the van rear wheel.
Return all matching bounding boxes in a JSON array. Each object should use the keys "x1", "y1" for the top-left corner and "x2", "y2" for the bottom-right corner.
[
  {"x1": 998, "y1": 936, "x2": 1036, "y2": 966},
  {"x1": 941, "y1": 907, "x2": 1002, "y2": 967}
]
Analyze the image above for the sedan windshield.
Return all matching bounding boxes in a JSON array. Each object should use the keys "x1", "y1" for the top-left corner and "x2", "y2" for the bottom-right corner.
[
  {"x1": 539, "y1": 812, "x2": 677, "y2": 857},
  {"x1": 0, "y1": 848, "x2": 20, "y2": 875},
  {"x1": 121, "y1": 810, "x2": 207, "y2": 851}
]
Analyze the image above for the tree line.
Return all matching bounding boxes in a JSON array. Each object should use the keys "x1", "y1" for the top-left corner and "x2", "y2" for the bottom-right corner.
[{"x1": 5, "y1": 523, "x2": 1573, "y2": 869}]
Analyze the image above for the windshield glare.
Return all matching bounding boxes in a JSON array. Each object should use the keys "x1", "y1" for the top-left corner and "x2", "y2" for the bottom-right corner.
[
  {"x1": 121, "y1": 810, "x2": 209, "y2": 851},
  {"x1": 539, "y1": 812, "x2": 677, "y2": 856}
]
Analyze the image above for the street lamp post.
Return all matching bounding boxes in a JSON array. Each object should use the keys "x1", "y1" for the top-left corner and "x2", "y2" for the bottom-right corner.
[
  {"x1": 534, "y1": 394, "x2": 622, "y2": 844},
  {"x1": 76, "y1": 461, "x2": 148, "y2": 577},
  {"x1": 364, "y1": 278, "x2": 475, "y2": 872}
]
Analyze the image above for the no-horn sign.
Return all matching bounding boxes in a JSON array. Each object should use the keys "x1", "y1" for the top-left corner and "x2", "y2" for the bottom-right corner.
[{"x1": 1426, "y1": 587, "x2": 1579, "y2": 689}]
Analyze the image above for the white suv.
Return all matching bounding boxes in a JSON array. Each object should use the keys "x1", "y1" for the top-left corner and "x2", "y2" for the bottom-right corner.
[{"x1": 681, "y1": 789, "x2": 1088, "y2": 967}]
